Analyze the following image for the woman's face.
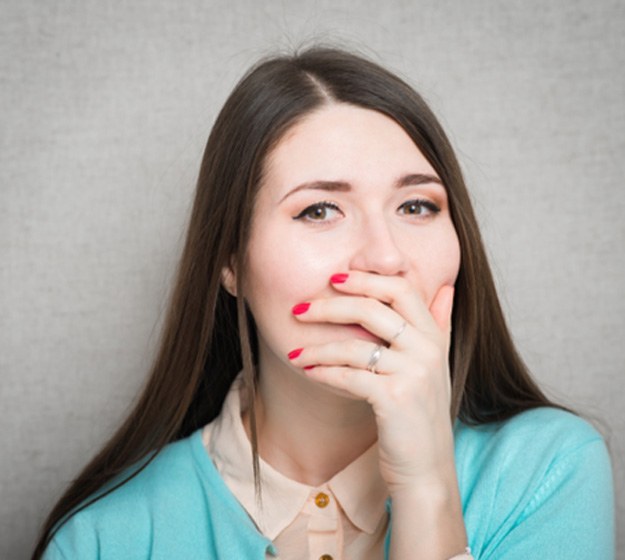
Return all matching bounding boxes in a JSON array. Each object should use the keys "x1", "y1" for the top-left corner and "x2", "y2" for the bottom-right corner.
[{"x1": 225, "y1": 103, "x2": 461, "y2": 374}]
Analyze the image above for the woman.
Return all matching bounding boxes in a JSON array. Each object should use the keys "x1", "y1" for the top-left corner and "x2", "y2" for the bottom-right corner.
[{"x1": 33, "y1": 47, "x2": 614, "y2": 559}]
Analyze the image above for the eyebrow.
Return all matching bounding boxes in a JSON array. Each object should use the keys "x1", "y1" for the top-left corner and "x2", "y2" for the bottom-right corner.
[{"x1": 279, "y1": 173, "x2": 442, "y2": 203}]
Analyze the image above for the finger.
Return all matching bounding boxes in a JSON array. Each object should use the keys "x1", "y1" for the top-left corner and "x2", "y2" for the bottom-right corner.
[
  {"x1": 288, "y1": 339, "x2": 400, "y2": 374},
  {"x1": 292, "y1": 295, "x2": 407, "y2": 344},
  {"x1": 428, "y1": 285, "x2": 454, "y2": 335},
  {"x1": 303, "y1": 365, "x2": 383, "y2": 402},
  {"x1": 329, "y1": 271, "x2": 439, "y2": 334}
]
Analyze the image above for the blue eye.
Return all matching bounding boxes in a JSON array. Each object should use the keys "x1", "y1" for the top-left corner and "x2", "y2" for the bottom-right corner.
[
  {"x1": 398, "y1": 199, "x2": 440, "y2": 217},
  {"x1": 293, "y1": 201, "x2": 342, "y2": 222}
]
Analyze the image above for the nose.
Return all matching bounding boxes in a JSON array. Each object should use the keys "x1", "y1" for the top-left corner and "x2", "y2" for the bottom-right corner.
[{"x1": 348, "y1": 216, "x2": 409, "y2": 276}]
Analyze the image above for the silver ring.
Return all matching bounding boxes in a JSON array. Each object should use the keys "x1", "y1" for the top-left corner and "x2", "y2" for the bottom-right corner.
[
  {"x1": 366, "y1": 344, "x2": 384, "y2": 374},
  {"x1": 390, "y1": 321, "x2": 407, "y2": 343}
]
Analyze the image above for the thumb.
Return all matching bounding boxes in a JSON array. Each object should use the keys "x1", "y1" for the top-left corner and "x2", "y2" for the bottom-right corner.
[{"x1": 428, "y1": 285, "x2": 455, "y2": 337}]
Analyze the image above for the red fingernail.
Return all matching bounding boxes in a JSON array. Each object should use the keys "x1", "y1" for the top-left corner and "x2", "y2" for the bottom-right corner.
[
  {"x1": 292, "y1": 303, "x2": 310, "y2": 315},
  {"x1": 288, "y1": 348, "x2": 303, "y2": 360},
  {"x1": 303, "y1": 365, "x2": 315, "y2": 370},
  {"x1": 330, "y1": 273, "x2": 349, "y2": 284}
]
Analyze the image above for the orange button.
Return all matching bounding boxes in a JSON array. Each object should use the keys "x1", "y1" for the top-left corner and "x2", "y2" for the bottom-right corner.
[
  {"x1": 314, "y1": 492, "x2": 330, "y2": 508},
  {"x1": 320, "y1": 555, "x2": 333, "y2": 560}
]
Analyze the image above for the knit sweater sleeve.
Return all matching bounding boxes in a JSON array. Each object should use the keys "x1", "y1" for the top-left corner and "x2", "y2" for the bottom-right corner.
[
  {"x1": 455, "y1": 408, "x2": 615, "y2": 560},
  {"x1": 41, "y1": 512, "x2": 99, "y2": 560},
  {"x1": 484, "y1": 436, "x2": 614, "y2": 558}
]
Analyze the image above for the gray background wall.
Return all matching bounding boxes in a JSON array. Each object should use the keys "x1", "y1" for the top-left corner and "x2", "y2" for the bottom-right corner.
[{"x1": 2, "y1": 0, "x2": 623, "y2": 558}]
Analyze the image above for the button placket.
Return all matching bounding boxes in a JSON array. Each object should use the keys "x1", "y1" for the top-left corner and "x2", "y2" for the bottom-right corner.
[{"x1": 308, "y1": 486, "x2": 340, "y2": 560}]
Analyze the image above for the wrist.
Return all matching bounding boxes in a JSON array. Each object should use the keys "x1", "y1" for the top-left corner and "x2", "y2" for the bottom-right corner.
[
  {"x1": 388, "y1": 463, "x2": 460, "y2": 501},
  {"x1": 388, "y1": 476, "x2": 468, "y2": 560}
]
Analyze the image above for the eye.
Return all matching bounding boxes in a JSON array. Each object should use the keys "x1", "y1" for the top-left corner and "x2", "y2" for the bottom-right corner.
[
  {"x1": 293, "y1": 201, "x2": 343, "y2": 222},
  {"x1": 397, "y1": 198, "x2": 441, "y2": 217}
]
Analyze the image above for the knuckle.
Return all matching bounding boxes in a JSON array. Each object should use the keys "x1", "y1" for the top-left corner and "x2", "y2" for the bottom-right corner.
[
  {"x1": 387, "y1": 378, "x2": 416, "y2": 404},
  {"x1": 418, "y1": 338, "x2": 446, "y2": 368}
]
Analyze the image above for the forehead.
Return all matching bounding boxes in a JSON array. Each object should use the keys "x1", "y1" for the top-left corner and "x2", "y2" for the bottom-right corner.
[{"x1": 261, "y1": 104, "x2": 437, "y2": 198}]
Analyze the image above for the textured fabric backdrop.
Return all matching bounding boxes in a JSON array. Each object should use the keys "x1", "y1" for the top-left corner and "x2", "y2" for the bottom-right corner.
[{"x1": 2, "y1": 0, "x2": 624, "y2": 558}]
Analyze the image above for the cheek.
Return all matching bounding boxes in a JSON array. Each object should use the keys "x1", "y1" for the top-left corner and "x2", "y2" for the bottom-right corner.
[
  {"x1": 243, "y1": 232, "x2": 351, "y2": 358},
  {"x1": 243, "y1": 233, "x2": 343, "y2": 319},
  {"x1": 444, "y1": 231, "x2": 462, "y2": 282}
]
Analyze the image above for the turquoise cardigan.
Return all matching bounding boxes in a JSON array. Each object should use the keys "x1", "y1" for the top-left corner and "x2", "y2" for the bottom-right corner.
[{"x1": 43, "y1": 407, "x2": 614, "y2": 559}]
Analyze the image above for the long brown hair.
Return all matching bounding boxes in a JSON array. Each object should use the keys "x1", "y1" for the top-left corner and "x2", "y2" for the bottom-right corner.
[{"x1": 32, "y1": 46, "x2": 559, "y2": 558}]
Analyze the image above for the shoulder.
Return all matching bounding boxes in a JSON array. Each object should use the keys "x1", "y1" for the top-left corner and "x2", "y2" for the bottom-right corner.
[
  {"x1": 45, "y1": 430, "x2": 270, "y2": 559},
  {"x1": 455, "y1": 408, "x2": 614, "y2": 558},
  {"x1": 454, "y1": 406, "x2": 611, "y2": 495},
  {"x1": 44, "y1": 432, "x2": 222, "y2": 559},
  {"x1": 86, "y1": 431, "x2": 208, "y2": 514},
  {"x1": 455, "y1": 406, "x2": 604, "y2": 462}
]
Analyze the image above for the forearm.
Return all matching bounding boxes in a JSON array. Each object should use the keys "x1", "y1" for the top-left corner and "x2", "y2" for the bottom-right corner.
[{"x1": 389, "y1": 468, "x2": 467, "y2": 560}]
